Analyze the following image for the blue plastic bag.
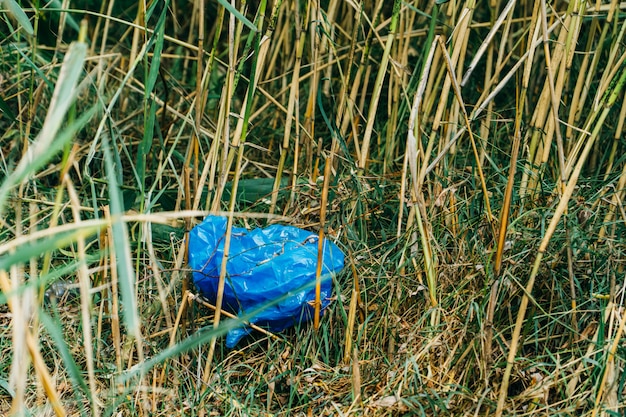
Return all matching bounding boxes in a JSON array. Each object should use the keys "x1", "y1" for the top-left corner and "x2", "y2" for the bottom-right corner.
[{"x1": 188, "y1": 216, "x2": 345, "y2": 347}]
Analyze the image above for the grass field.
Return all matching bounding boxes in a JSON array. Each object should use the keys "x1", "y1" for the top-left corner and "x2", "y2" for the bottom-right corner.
[{"x1": 2, "y1": 0, "x2": 626, "y2": 415}]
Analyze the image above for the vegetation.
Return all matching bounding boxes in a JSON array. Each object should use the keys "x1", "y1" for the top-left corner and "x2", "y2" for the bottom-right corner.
[{"x1": 2, "y1": 0, "x2": 626, "y2": 415}]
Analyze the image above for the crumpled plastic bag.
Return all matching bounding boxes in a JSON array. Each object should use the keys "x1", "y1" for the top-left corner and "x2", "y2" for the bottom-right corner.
[{"x1": 188, "y1": 216, "x2": 345, "y2": 347}]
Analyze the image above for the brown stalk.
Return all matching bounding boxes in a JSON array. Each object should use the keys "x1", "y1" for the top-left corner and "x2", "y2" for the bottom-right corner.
[
  {"x1": 314, "y1": 156, "x2": 332, "y2": 329},
  {"x1": 432, "y1": 0, "x2": 474, "y2": 133},
  {"x1": 461, "y1": 0, "x2": 516, "y2": 87},
  {"x1": 352, "y1": 346, "x2": 362, "y2": 407},
  {"x1": 602, "y1": 91, "x2": 626, "y2": 180},
  {"x1": 344, "y1": 260, "x2": 360, "y2": 364},
  {"x1": 124, "y1": 0, "x2": 146, "y2": 113},
  {"x1": 193, "y1": 0, "x2": 205, "y2": 194},
  {"x1": 495, "y1": 0, "x2": 557, "y2": 273},
  {"x1": 208, "y1": 1, "x2": 241, "y2": 213},
  {"x1": 493, "y1": 102, "x2": 521, "y2": 276},
  {"x1": 422, "y1": 19, "x2": 559, "y2": 179},
  {"x1": 193, "y1": 5, "x2": 226, "y2": 212},
  {"x1": 29, "y1": 203, "x2": 44, "y2": 410},
  {"x1": 303, "y1": 0, "x2": 320, "y2": 177},
  {"x1": 490, "y1": 0, "x2": 517, "y2": 275},
  {"x1": 158, "y1": 291, "x2": 192, "y2": 386}
]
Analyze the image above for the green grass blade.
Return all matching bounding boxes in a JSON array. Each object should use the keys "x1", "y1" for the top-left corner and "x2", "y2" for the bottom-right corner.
[
  {"x1": 1, "y1": 0, "x2": 34, "y2": 35},
  {"x1": 0, "y1": 104, "x2": 97, "y2": 214},
  {"x1": 216, "y1": 0, "x2": 259, "y2": 33},
  {"x1": 102, "y1": 134, "x2": 141, "y2": 339},
  {"x1": 39, "y1": 311, "x2": 92, "y2": 407},
  {"x1": 0, "y1": 225, "x2": 103, "y2": 271},
  {"x1": 11, "y1": 44, "x2": 55, "y2": 89},
  {"x1": 0, "y1": 37, "x2": 88, "y2": 213},
  {"x1": 47, "y1": 0, "x2": 81, "y2": 33},
  {"x1": 0, "y1": 377, "x2": 15, "y2": 398},
  {"x1": 137, "y1": 2, "x2": 168, "y2": 187}
]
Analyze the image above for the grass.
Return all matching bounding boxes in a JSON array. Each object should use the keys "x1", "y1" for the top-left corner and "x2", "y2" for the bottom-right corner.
[{"x1": 2, "y1": 0, "x2": 626, "y2": 415}]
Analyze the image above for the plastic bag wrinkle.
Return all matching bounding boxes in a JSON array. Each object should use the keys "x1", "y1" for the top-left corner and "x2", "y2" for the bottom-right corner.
[{"x1": 188, "y1": 215, "x2": 345, "y2": 347}]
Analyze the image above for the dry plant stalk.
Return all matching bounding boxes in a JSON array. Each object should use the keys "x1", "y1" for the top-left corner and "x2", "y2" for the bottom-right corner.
[
  {"x1": 407, "y1": 35, "x2": 439, "y2": 307},
  {"x1": 0, "y1": 270, "x2": 67, "y2": 417},
  {"x1": 343, "y1": 255, "x2": 362, "y2": 365},
  {"x1": 314, "y1": 156, "x2": 333, "y2": 329},
  {"x1": 358, "y1": 0, "x2": 401, "y2": 171},
  {"x1": 65, "y1": 178, "x2": 99, "y2": 415}
]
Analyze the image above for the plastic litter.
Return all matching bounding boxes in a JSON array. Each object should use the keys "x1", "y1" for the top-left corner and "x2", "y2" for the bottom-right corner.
[{"x1": 188, "y1": 215, "x2": 345, "y2": 347}]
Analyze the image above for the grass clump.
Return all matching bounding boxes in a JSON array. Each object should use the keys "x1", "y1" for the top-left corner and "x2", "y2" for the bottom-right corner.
[{"x1": 2, "y1": 0, "x2": 626, "y2": 416}]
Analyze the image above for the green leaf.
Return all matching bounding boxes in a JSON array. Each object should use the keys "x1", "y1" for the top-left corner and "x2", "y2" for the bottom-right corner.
[
  {"x1": 102, "y1": 134, "x2": 141, "y2": 339},
  {"x1": 0, "y1": 104, "x2": 98, "y2": 214},
  {"x1": 11, "y1": 44, "x2": 54, "y2": 89},
  {"x1": 137, "y1": 1, "x2": 168, "y2": 188},
  {"x1": 217, "y1": 0, "x2": 259, "y2": 33},
  {"x1": 39, "y1": 312, "x2": 92, "y2": 403},
  {"x1": 0, "y1": 377, "x2": 15, "y2": 397},
  {"x1": 1, "y1": 0, "x2": 34, "y2": 35},
  {"x1": 0, "y1": 38, "x2": 90, "y2": 214},
  {"x1": 47, "y1": 0, "x2": 80, "y2": 33},
  {"x1": 0, "y1": 225, "x2": 103, "y2": 272}
]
